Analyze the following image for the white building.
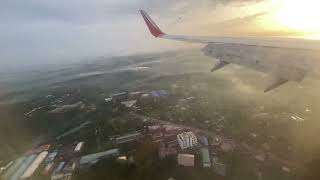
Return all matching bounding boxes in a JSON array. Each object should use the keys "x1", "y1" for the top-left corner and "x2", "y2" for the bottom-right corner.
[
  {"x1": 120, "y1": 100, "x2": 137, "y2": 108},
  {"x1": 177, "y1": 132, "x2": 197, "y2": 150},
  {"x1": 74, "y1": 142, "x2": 84, "y2": 153}
]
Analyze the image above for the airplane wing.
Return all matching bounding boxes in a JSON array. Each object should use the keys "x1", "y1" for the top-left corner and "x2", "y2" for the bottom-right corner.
[
  {"x1": 140, "y1": 10, "x2": 320, "y2": 51},
  {"x1": 140, "y1": 10, "x2": 320, "y2": 92}
]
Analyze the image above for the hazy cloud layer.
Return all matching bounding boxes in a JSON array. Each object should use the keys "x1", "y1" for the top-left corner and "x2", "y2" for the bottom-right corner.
[{"x1": 0, "y1": 0, "x2": 271, "y2": 70}]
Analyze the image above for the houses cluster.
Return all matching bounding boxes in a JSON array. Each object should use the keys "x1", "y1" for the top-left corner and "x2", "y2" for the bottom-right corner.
[
  {"x1": 1, "y1": 144, "x2": 51, "y2": 180},
  {"x1": 146, "y1": 123, "x2": 227, "y2": 176},
  {"x1": 42, "y1": 141, "x2": 85, "y2": 180},
  {"x1": 147, "y1": 124, "x2": 185, "y2": 159},
  {"x1": 106, "y1": 90, "x2": 170, "y2": 108},
  {"x1": 1, "y1": 141, "x2": 86, "y2": 180}
]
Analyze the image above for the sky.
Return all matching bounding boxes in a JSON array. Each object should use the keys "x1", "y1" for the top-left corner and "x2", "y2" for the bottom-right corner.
[{"x1": 1, "y1": 0, "x2": 318, "y2": 70}]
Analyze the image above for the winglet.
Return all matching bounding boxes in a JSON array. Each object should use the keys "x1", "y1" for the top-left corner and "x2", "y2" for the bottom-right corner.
[{"x1": 140, "y1": 10, "x2": 165, "y2": 38}]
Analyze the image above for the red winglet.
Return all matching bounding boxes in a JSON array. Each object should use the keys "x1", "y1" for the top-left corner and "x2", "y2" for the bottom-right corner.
[{"x1": 140, "y1": 10, "x2": 165, "y2": 38}]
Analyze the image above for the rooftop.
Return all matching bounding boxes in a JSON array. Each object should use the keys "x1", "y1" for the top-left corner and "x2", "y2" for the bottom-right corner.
[
  {"x1": 80, "y1": 148, "x2": 119, "y2": 166},
  {"x1": 120, "y1": 100, "x2": 137, "y2": 107}
]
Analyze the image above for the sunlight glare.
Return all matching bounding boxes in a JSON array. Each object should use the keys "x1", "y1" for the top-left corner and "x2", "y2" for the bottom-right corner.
[{"x1": 271, "y1": 0, "x2": 320, "y2": 38}]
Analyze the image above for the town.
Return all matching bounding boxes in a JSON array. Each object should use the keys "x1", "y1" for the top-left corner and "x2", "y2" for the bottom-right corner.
[{"x1": 0, "y1": 88, "x2": 300, "y2": 180}]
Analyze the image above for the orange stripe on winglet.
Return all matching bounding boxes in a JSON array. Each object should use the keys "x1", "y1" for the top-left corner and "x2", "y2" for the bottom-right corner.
[{"x1": 140, "y1": 10, "x2": 165, "y2": 38}]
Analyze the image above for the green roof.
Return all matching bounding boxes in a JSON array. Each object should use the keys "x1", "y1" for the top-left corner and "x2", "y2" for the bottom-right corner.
[{"x1": 201, "y1": 147, "x2": 210, "y2": 163}]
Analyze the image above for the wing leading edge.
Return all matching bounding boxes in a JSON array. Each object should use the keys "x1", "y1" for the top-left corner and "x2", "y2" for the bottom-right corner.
[{"x1": 140, "y1": 10, "x2": 320, "y2": 50}]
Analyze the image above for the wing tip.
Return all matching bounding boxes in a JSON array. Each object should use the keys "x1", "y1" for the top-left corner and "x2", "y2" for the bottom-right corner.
[{"x1": 140, "y1": 10, "x2": 165, "y2": 38}]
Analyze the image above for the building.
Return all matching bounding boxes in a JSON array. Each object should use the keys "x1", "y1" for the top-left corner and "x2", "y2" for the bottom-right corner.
[
  {"x1": 148, "y1": 125, "x2": 164, "y2": 143},
  {"x1": 111, "y1": 92, "x2": 128, "y2": 102},
  {"x1": 74, "y1": 142, "x2": 84, "y2": 153},
  {"x1": 25, "y1": 144, "x2": 50, "y2": 155},
  {"x1": 63, "y1": 162, "x2": 76, "y2": 173},
  {"x1": 148, "y1": 125, "x2": 184, "y2": 144},
  {"x1": 163, "y1": 125, "x2": 183, "y2": 139},
  {"x1": 158, "y1": 142, "x2": 178, "y2": 159},
  {"x1": 51, "y1": 172, "x2": 72, "y2": 180},
  {"x1": 117, "y1": 156, "x2": 127, "y2": 163},
  {"x1": 79, "y1": 148, "x2": 119, "y2": 167},
  {"x1": 199, "y1": 136, "x2": 209, "y2": 146},
  {"x1": 177, "y1": 132, "x2": 197, "y2": 150},
  {"x1": 129, "y1": 91, "x2": 142, "y2": 99},
  {"x1": 177, "y1": 154, "x2": 194, "y2": 167},
  {"x1": 20, "y1": 151, "x2": 48, "y2": 179},
  {"x1": 112, "y1": 131, "x2": 142, "y2": 144},
  {"x1": 120, "y1": 100, "x2": 137, "y2": 108},
  {"x1": 104, "y1": 98, "x2": 112, "y2": 103},
  {"x1": 42, "y1": 162, "x2": 55, "y2": 176},
  {"x1": 53, "y1": 162, "x2": 66, "y2": 174},
  {"x1": 50, "y1": 162, "x2": 76, "y2": 180},
  {"x1": 38, "y1": 144, "x2": 51, "y2": 152},
  {"x1": 200, "y1": 148, "x2": 211, "y2": 168},
  {"x1": 9, "y1": 154, "x2": 37, "y2": 180},
  {"x1": 149, "y1": 90, "x2": 169, "y2": 97},
  {"x1": 211, "y1": 136, "x2": 222, "y2": 146},
  {"x1": 46, "y1": 151, "x2": 58, "y2": 163},
  {"x1": 1, "y1": 157, "x2": 26, "y2": 180},
  {"x1": 2, "y1": 161, "x2": 14, "y2": 172}
]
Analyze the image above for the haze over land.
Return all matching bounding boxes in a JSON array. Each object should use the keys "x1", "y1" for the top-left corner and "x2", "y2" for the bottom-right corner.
[
  {"x1": 2, "y1": 50, "x2": 320, "y2": 157},
  {"x1": 2, "y1": 1, "x2": 320, "y2": 179},
  {"x1": 1, "y1": 49, "x2": 320, "y2": 179}
]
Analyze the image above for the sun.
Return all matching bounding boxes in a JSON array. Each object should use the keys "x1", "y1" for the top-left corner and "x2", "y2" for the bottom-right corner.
[{"x1": 270, "y1": 0, "x2": 320, "y2": 38}]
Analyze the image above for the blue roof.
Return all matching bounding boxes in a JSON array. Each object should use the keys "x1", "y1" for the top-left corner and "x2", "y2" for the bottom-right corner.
[
  {"x1": 45, "y1": 151, "x2": 58, "y2": 162},
  {"x1": 54, "y1": 162, "x2": 65, "y2": 173},
  {"x1": 158, "y1": 90, "x2": 168, "y2": 96},
  {"x1": 200, "y1": 136, "x2": 209, "y2": 146},
  {"x1": 149, "y1": 91, "x2": 160, "y2": 97},
  {"x1": 149, "y1": 90, "x2": 168, "y2": 97},
  {"x1": 10, "y1": 154, "x2": 37, "y2": 180}
]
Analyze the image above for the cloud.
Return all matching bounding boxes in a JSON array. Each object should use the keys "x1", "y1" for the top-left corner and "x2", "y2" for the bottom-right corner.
[
  {"x1": 215, "y1": 12, "x2": 266, "y2": 26},
  {"x1": 206, "y1": 12, "x2": 266, "y2": 35},
  {"x1": 0, "y1": 0, "x2": 270, "y2": 70}
]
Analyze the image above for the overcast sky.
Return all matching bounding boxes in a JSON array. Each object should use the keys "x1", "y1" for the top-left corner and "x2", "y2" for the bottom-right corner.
[{"x1": 1, "y1": 0, "x2": 281, "y2": 70}]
